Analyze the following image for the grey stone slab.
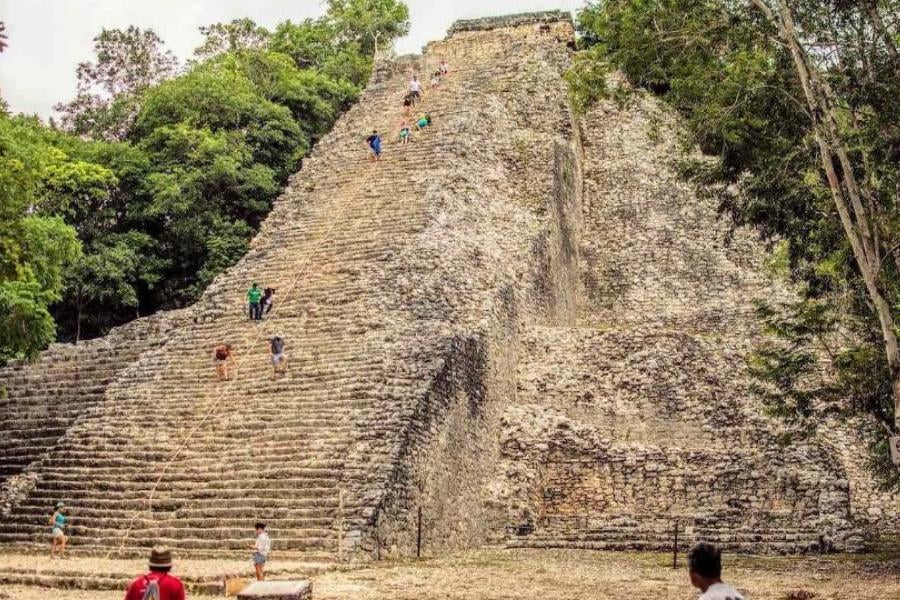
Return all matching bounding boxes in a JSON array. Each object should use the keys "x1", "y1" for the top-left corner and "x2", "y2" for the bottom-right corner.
[{"x1": 237, "y1": 579, "x2": 312, "y2": 600}]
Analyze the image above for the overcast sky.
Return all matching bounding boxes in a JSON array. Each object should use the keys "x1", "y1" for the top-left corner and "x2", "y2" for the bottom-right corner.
[{"x1": 0, "y1": 0, "x2": 586, "y2": 119}]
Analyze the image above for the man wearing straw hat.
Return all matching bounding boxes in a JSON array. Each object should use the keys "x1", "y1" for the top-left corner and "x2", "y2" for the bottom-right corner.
[{"x1": 124, "y1": 546, "x2": 185, "y2": 600}]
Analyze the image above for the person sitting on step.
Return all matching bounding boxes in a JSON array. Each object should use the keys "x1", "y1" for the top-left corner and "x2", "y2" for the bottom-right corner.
[
  {"x1": 252, "y1": 522, "x2": 272, "y2": 581},
  {"x1": 213, "y1": 343, "x2": 234, "y2": 381},
  {"x1": 124, "y1": 546, "x2": 186, "y2": 600},
  {"x1": 270, "y1": 334, "x2": 287, "y2": 379},
  {"x1": 366, "y1": 130, "x2": 382, "y2": 161},
  {"x1": 430, "y1": 71, "x2": 441, "y2": 89},
  {"x1": 49, "y1": 501, "x2": 68, "y2": 558},
  {"x1": 438, "y1": 58, "x2": 450, "y2": 76},
  {"x1": 688, "y1": 542, "x2": 745, "y2": 600},
  {"x1": 399, "y1": 121, "x2": 412, "y2": 145}
]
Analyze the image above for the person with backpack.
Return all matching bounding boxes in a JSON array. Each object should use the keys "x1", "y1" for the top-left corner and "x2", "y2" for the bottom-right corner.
[
  {"x1": 270, "y1": 334, "x2": 287, "y2": 379},
  {"x1": 247, "y1": 283, "x2": 263, "y2": 321},
  {"x1": 213, "y1": 343, "x2": 234, "y2": 381},
  {"x1": 49, "y1": 501, "x2": 68, "y2": 558},
  {"x1": 124, "y1": 546, "x2": 185, "y2": 600}
]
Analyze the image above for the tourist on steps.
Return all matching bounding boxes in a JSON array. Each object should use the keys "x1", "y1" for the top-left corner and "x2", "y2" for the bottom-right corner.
[
  {"x1": 438, "y1": 58, "x2": 450, "y2": 76},
  {"x1": 247, "y1": 282, "x2": 263, "y2": 321},
  {"x1": 49, "y1": 501, "x2": 68, "y2": 558},
  {"x1": 261, "y1": 287, "x2": 275, "y2": 317},
  {"x1": 214, "y1": 343, "x2": 234, "y2": 381},
  {"x1": 414, "y1": 113, "x2": 431, "y2": 131},
  {"x1": 403, "y1": 92, "x2": 415, "y2": 117},
  {"x1": 399, "y1": 121, "x2": 412, "y2": 145},
  {"x1": 408, "y1": 75, "x2": 423, "y2": 103},
  {"x1": 688, "y1": 542, "x2": 745, "y2": 600},
  {"x1": 430, "y1": 71, "x2": 440, "y2": 89},
  {"x1": 366, "y1": 130, "x2": 382, "y2": 161},
  {"x1": 124, "y1": 546, "x2": 185, "y2": 600},
  {"x1": 270, "y1": 334, "x2": 287, "y2": 379},
  {"x1": 253, "y1": 522, "x2": 272, "y2": 581}
]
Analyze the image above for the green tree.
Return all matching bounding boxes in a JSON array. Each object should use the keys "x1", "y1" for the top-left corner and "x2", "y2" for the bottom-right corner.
[
  {"x1": 194, "y1": 18, "x2": 271, "y2": 59},
  {"x1": 55, "y1": 26, "x2": 179, "y2": 140},
  {"x1": 325, "y1": 0, "x2": 410, "y2": 55},
  {"x1": 0, "y1": 115, "x2": 81, "y2": 362},
  {"x1": 12, "y1": 3, "x2": 410, "y2": 353}
]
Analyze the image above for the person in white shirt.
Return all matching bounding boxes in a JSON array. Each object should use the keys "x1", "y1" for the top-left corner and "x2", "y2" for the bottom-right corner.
[
  {"x1": 252, "y1": 522, "x2": 272, "y2": 581},
  {"x1": 688, "y1": 542, "x2": 745, "y2": 600},
  {"x1": 409, "y1": 75, "x2": 423, "y2": 103}
]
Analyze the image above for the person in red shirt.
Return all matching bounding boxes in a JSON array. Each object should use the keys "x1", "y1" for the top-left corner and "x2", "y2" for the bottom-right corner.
[{"x1": 124, "y1": 546, "x2": 185, "y2": 600}]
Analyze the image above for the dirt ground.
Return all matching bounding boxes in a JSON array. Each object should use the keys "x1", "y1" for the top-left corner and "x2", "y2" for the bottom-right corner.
[{"x1": 1, "y1": 548, "x2": 898, "y2": 599}]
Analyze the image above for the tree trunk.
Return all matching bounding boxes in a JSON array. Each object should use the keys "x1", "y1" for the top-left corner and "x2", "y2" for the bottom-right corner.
[
  {"x1": 866, "y1": 2, "x2": 899, "y2": 63},
  {"x1": 753, "y1": 0, "x2": 900, "y2": 432},
  {"x1": 75, "y1": 303, "x2": 82, "y2": 345}
]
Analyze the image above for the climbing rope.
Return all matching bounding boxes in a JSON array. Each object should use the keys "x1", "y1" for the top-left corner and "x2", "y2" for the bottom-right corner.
[{"x1": 107, "y1": 156, "x2": 380, "y2": 558}]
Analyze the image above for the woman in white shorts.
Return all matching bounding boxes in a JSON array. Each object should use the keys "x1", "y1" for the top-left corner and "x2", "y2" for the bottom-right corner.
[{"x1": 50, "y1": 501, "x2": 68, "y2": 557}]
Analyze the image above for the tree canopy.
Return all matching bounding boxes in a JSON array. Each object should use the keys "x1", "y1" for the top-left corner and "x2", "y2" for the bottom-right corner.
[{"x1": 0, "y1": 1, "x2": 409, "y2": 361}]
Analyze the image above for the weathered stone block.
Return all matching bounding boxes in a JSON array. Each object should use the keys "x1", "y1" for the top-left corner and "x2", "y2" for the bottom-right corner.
[{"x1": 237, "y1": 580, "x2": 312, "y2": 600}]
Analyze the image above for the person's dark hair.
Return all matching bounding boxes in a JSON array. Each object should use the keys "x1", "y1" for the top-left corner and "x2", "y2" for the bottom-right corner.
[
  {"x1": 150, "y1": 566, "x2": 172, "y2": 573},
  {"x1": 255, "y1": 521, "x2": 266, "y2": 530},
  {"x1": 688, "y1": 542, "x2": 722, "y2": 579}
]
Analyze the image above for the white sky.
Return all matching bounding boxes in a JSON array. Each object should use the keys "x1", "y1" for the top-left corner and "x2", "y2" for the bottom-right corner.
[{"x1": 0, "y1": 0, "x2": 586, "y2": 119}]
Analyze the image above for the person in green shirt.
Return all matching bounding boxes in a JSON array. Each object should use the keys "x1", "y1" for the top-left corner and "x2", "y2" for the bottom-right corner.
[{"x1": 247, "y1": 283, "x2": 263, "y2": 321}]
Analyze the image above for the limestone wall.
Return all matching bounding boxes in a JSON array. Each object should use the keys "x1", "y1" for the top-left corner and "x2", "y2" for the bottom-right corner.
[{"x1": 491, "y1": 86, "x2": 898, "y2": 553}]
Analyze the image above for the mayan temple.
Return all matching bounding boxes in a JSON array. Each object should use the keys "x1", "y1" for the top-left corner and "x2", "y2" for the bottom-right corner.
[{"x1": 1, "y1": 11, "x2": 897, "y2": 573}]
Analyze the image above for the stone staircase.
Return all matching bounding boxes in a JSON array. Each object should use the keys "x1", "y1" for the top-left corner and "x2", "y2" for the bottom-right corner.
[
  {"x1": 0, "y1": 13, "x2": 583, "y2": 559},
  {"x1": 0, "y1": 312, "x2": 188, "y2": 491}
]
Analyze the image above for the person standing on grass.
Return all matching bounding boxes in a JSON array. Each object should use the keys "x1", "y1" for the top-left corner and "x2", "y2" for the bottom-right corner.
[
  {"x1": 124, "y1": 546, "x2": 186, "y2": 600},
  {"x1": 49, "y1": 501, "x2": 68, "y2": 558},
  {"x1": 253, "y1": 522, "x2": 272, "y2": 581},
  {"x1": 247, "y1": 282, "x2": 263, "y2": 321},
  {"x1": 688, "y1": 542, "x2": 745, "y2": 600}
]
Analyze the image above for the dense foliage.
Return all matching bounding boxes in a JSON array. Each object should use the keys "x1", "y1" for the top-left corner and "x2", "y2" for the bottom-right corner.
[
  {"x1": 0, "y1": 0, "x2": 409, "y2": 359},
  {"x1": 571, "y1": 0, "x2": 900, "y2": 486}
]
